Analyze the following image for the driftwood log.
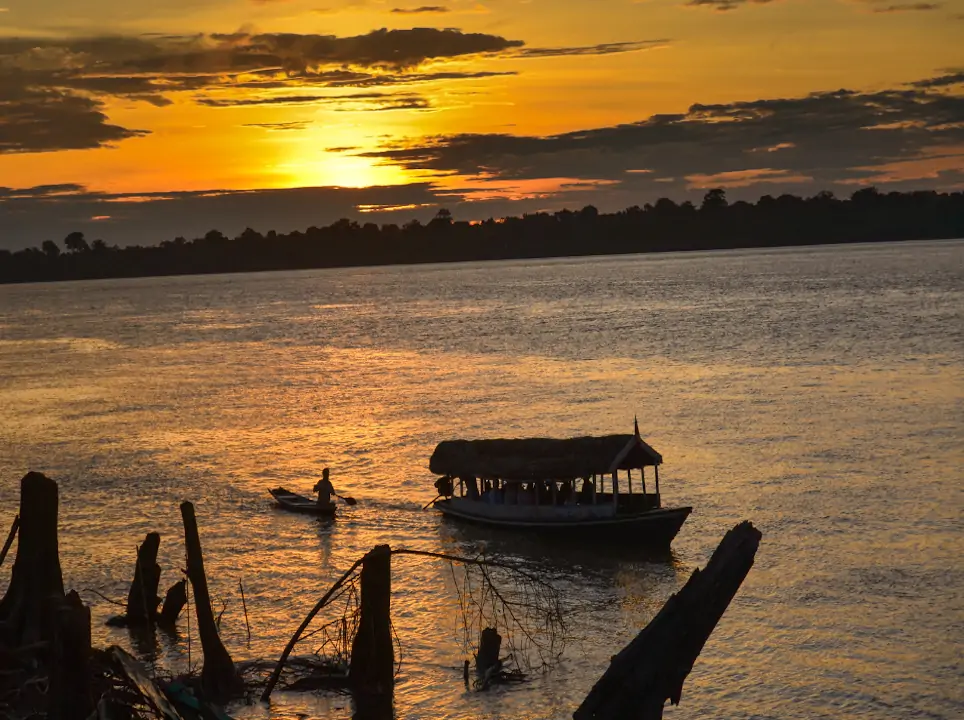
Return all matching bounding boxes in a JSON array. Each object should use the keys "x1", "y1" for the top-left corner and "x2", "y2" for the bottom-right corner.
[
  {"x1": 350, "y1": 544, "x2": 394, "y2": 698},
  {"x1": 0, "y1": 472, "x2": 65, "y2": 646},
  {"x1": 180, "y1": 501, "x2": 241, "y2": 700},
  {"x1": 574, "y1": 521, "x2": 762, "y2": 720},
  {"x1": 126, "y1": 532, "x2": 162, "y2": 624}
]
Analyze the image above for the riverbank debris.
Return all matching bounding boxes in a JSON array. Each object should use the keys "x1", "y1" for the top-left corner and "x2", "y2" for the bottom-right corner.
[
  {"x1": 1, "y1": 468, "x2": 762, "y2": 720},
  {"x1": 261, "y1": 546, "x2": 566, "y2": 701},
  {"x1": 0, "y1": 473, "x2": 245, "y2": 720}
]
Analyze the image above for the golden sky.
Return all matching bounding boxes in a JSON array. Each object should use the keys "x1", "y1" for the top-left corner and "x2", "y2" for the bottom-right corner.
[{"x1": 0, "y1": 0, "x2": 962, "y2": 245}]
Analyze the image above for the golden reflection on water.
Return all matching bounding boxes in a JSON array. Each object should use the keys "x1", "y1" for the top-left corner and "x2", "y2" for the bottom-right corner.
[{"x1": 0, "y1": 242, "x2": 962, "y2": 719}]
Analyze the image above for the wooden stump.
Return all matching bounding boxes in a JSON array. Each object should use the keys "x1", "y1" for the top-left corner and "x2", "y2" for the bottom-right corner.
[
  {"x1": 49, "y1": 590, "x2": 93, "y2": 720},
  {"x1": 350, "y1": 544, "x2": 394, "y2": 697},
  {"x1": 159, "y1": 579, "x2": 187, "y2": 625},
  {"x1": 126, "y1": 532, "x2": 162, "y2": 624},
  {"x1": 574, "y1": 521, "x2": 763, "y2": 720},
  {"x1": 0, "y1": 472, "x2": 65, "y2": 646},
  {"x1": 180, "y1": 501, "x2": 241, "y2": 700},
  {"x1": 475, "y1": 627, "x2": 502, "y2": 675}
]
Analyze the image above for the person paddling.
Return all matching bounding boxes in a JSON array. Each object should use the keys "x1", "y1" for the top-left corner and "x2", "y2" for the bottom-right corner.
[{"x1": 313, "y1": 468, "x2": 336, "y2": 507}]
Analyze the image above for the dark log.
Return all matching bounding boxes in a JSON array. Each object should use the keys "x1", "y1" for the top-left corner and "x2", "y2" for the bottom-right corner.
[
  {"x1": 0, "y1": 472, "x2": 65, "y2": 646},
  {"x1": 476, "y1": 627, "x2": 502, "y2": 674},
  {"x1": 180, "y1": 501, "x2": 241, "y2": 700},
  {"x1": 159, "y1": 579, "x2": 187, "y2": 625},
  {"x1": 349, "y1": 544, "x2": 394, "y2": 697},
  {"x1": 574, "y1": 521, "x2": 762, "y2": 720},
  {"x1": 111, "y1": 646, "x2": 184, "y2": 720},
  {"x1": 49, "y1": 590, "x2": 94, "y2": 720},
  {"x1": 0, "y1": 514, "x2": 19, "y2": 569},
  {"x1": 126, "y1": 533, "x2": 162, "y2": 624}
]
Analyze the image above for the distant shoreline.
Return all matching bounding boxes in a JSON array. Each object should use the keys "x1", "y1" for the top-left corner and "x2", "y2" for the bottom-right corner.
[{"x1": 2, "y1": 188, "x2": 962, "y2": 285}]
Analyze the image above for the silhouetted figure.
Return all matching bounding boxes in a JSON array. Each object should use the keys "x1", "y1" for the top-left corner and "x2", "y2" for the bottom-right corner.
[
  {"x1": 579, "y1": 478, "x2": 595, "y2": 505},
  {"x1": 463, "y1": 476, "x2": 480, "y2": 501},
  {"x1": 434, "y1": 475, "x2": 454, "y2": 497},
  {"x1": 313, "y1": 468, "x2": 336, "y2": 507},
  {"x1": 559, "y1": 481, "x2": 573, "y2": 505}
]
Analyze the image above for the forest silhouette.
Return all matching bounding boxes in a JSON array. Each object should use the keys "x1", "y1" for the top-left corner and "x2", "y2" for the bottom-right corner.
[{"x1": 2, "y1": 187, "x2": 962, "y2": 284}]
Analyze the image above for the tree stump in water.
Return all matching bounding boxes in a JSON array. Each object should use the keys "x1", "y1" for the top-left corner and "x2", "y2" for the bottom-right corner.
[
  {"x1": 574, "y1": 521, "x2": 763, "y2": 720},
  {"x1": 0, "y1": 472, "x2": 65, "y2": 647},
  {"x1": 126, "y1": 532, "x2": 162, "y2": 624},
  {"x1": 476, "y1": 627, "x2": 502, "y2": 674},
  {"x1": 180, "y1": 501, "x2": 241, "y2": 700},
  {"x1": 49, "y1": 590, "x2": 93, "y2": 720},
  {"x1": 159, "y1": 579, "x2": 187, "y2": 626},
  {"x1": 350, "y1": 544, "x2": 394, "y2": 698},
  {"x1": 475, "y1": 627, "x2": 503, "y2": 690}
]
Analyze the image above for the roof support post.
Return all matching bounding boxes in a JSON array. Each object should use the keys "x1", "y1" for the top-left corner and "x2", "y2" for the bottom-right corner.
[
  {"x1": 612, "y1": 471, "x2": 619, "y2": 511},
  {"x1": 628, "y1": 468, "x2": 633, "y2": 496},
  {"x1": 654, "y1": 466, "x2": 660, "y2": 508},
  {"x1": 641, "y1": 466, "x2": 647, "y2": 495}
]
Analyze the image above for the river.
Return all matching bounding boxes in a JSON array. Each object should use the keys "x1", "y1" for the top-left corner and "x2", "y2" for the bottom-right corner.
[{"x1": 1, "y1": 239, "x2": 961, "y2": 719}]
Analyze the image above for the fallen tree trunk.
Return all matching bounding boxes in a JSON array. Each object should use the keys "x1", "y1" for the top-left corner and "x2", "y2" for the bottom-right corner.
[
  {"x1": 126, "y1": 533, "x2": 162, "y2": 624},
  {"x1": 0, "y1": 472, "x2": 65, "y2": 647},
  {"x1": 574, "y1": 521, "x2": 762, "y2": 720},
  {"x1": 180, "y1": 501, "x2": 241, "y2": 700}
]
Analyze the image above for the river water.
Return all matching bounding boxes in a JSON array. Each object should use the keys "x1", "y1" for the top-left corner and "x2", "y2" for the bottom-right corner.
[{"x1": 0, "y1": 240, "x2": 961, "y2": 719}]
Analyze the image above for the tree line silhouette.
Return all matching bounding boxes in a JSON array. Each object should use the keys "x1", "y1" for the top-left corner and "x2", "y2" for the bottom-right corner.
[{"x1": 2, "y1": 187, "x2": 962, "y2": 284}]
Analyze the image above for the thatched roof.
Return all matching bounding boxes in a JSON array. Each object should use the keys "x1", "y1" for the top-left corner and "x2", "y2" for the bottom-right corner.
[{"x1": 429, "y1": 434, "x2": 663, "y2": 481}]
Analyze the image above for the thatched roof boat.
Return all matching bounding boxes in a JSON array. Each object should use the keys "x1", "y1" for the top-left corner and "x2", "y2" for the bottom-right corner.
[
  {"x1": 429, "y1": 421, "x2": 690, "y2": 546},
  {"x1": 429, "y1": 434, "x2": 662, "y2": 481}
]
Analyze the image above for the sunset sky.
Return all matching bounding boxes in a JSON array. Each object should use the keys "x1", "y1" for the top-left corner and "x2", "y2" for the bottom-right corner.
[{"x1": 1, "y1": 0, "x2": 962, "y2": 248}]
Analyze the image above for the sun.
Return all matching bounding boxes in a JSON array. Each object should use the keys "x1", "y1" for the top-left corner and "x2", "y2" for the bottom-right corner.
[{"x1": 272, "y1": 126, "x2": 415, "y2": 189}]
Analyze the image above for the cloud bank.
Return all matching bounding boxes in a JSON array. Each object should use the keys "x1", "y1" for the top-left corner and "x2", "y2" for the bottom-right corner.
[{"x1": 0, "y1": 28, "x2": 666, "y2": 153}]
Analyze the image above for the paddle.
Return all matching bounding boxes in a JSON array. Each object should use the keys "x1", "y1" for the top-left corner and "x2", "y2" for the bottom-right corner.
[
  {"x1": 422, "y1": 494, "x2": 442, "y2": 510},
  {"x1": 336, "y1": 494, "x2": 357, "y2": 506}
]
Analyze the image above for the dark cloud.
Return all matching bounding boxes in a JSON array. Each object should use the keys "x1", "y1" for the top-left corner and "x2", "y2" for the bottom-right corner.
[
  {"x1": 516, "y1": 39, "x2": 669, "y2": 58},
  {"x1": 0, "y1": 183, "x2": 86, "y2": 198},
  {"x1": 0, "y1": 78, "x2": 147, "y2": 153},
  {"x1": 0, "y1": 29, "x2": 529, "y2": 152},
  {"x1": 390, "y1": 6, "x2": 450, "y2": 13},
  {"x1": 0, "y1": 26, "x2": 663, "y2": 155},
  {"x1": 872, "y1": 2, "x2": 941, "y2": 10},
  {"x1": 199, "y1": 90, "x2": 430, "y2": 110},
  {"x1": 361, "y1": 84, "x2": 964, "y2": 189},
  {"x1": 910, "y1": 71, "x2": 964, "y2": 88},
  {"x1": 243, "y1": 120, "x2": 312, "y2": 130},
  {"x1": 686, "y1": 0, "x2": 776, "y2": 11},
  {"x1": 183, "y1": 29, "x2": 523, "y2": 72}
]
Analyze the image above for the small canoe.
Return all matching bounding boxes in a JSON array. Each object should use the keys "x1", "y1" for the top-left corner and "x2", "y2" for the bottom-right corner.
[{"x1": 269, "y1": 487, "x2": 336, "y2": 517}]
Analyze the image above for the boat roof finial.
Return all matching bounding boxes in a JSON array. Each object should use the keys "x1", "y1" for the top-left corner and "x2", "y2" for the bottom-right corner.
[{"x1": 634, "y1": 415, "x2": 640, "y2": 438}]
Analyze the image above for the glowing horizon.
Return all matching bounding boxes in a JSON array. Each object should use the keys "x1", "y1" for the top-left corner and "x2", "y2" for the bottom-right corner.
[{"x1": 1, "y1": 0, "x2": 962, "y2": 246}]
